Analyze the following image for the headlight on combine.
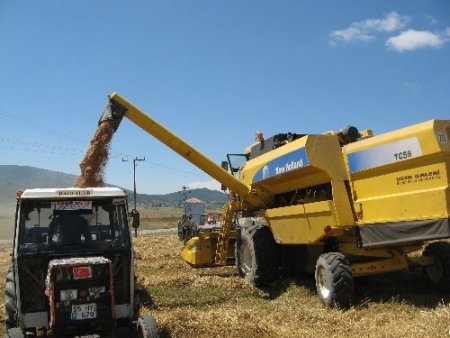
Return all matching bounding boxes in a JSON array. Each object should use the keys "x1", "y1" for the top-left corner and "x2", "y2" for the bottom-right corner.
[{"x1": 60, "y1": 289, "x2": 78, "y2": 301}]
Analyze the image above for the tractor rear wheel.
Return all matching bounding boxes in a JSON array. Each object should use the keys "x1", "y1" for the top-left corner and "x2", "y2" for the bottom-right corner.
[
  {"x1": 137, "y1": 315, "x2": 159, "y2": 338},
  {"x1": 236, "y1": 225, "x2": 279, "y2": 286},
  {"x1": 5, "y1": 266, "x2": 17, "y2": 329},
  {"x1": 315, "y1": 252, "x2": 354, "y2": 308},
  {"x1": 422, "y1": 241, "x2": 450, "y2": 287},
  {"x1": 5, "y1": 327, "x2": 24, "y2": 338}
]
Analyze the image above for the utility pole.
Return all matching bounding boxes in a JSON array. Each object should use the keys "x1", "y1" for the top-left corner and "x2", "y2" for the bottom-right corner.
[
  {"x1": 179, "y1": 185, "x2": 191, "y2": 207},
  {"x1": 122, "y1": 156, "x2": 146, "y2": 237}
]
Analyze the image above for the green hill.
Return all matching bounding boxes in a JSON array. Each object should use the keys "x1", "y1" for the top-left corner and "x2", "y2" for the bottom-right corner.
[{"x1": 0, "y1": 165, "x2": 227, "y2": 209}]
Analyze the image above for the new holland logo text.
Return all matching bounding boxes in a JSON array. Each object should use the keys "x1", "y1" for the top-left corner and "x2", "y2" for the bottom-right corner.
[
  {"x1": 253, "y1": 147, "x2": 309, "y2": 183},
  {"x1": 275, "y1": 158, "x2": 305, "y2": 175}
]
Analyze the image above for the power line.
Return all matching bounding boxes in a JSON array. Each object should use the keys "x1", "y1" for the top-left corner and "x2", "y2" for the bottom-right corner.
[
  {"x1": 0, "y1": 109, "x2": 88, "y2": 145},
  {"x1": 0, "y1": 108, "x2": 210, "y2": 178},
  {"x1": 0, "y1": 135, "x2": 208, "y2": 178}
]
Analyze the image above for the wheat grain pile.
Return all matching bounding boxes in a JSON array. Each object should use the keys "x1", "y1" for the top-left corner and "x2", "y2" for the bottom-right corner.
[{"x1": 74, "y1": 120, "x2": 117, "y2": 188}]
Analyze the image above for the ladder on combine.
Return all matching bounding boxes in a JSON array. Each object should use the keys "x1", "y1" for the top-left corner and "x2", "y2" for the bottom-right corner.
[{"x1": 214, "y1": 201, "x2": 239, "y2": 265}]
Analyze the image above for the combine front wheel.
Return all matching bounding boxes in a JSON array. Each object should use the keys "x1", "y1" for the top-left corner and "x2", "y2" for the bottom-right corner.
[
  {"x1": 235, "y1": 225, "x2": 279, "y2": 286},
  {"x1": 315, "y1": 252, "x2": 354, "y2": 308}
]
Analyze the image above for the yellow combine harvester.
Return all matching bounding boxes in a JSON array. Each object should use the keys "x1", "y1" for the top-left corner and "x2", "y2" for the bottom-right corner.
[{"x1": 101, "y1": 93, "x2": 450, "y2": 308}]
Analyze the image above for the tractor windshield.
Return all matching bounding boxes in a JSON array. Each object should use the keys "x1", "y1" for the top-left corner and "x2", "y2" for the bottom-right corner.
[{"x1": 17, "y1": 198, "x2": 130, "y2": 253}]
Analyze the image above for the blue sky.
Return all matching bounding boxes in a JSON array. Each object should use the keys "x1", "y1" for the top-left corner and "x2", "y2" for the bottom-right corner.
[{"x1": 0, "y1": 1, "x2": 449, "y2": 194}]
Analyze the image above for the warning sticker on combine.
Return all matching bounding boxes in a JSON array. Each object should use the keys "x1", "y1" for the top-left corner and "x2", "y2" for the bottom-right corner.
[{"x1": 347, "y1": 137, "x2": 422, "y2": 173}]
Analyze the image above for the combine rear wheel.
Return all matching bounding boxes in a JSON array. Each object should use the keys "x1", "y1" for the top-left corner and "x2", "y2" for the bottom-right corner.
[
  {"x1": 422, "y1": 241, "x2": 450, "y2": 287},
  {"x1": 236, "y1": 225, "x2": 279, "y2": 286},
  {"x1": 137, "y1": 315, "x2": 159, "y2": 338},
  {"x1": 315, "y1": 252, "x2": 354, "y2": 308}
]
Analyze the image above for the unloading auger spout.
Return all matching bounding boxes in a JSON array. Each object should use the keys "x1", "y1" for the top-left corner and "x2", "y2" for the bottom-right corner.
[{"x1": 99, "y1": 92, "x2": 270, "y2": 208}]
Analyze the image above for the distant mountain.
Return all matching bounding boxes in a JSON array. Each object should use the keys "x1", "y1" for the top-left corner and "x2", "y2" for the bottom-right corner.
[
  {"x1": 139, "y1": 188, "x2": 228, "y2": 207},
  {"x1": 0, "y1": 165, "x2": 227, "y2": 209},
  {"x1": 0, "y1": 165, "x2": 78, "y2": 208}
]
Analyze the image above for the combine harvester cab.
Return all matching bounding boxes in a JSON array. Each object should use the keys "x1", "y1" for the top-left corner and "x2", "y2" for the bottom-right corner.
[{"x1": 98, "y1": 93, "x2": 450, "y2": 308}]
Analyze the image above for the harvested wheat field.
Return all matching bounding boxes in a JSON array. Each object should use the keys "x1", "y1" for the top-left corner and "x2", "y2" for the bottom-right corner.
[{"x1": 1, "y1": 234, "x2": 449, "y2": 337}]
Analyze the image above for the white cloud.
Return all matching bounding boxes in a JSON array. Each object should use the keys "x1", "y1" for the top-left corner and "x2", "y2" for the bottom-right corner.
[
  {"x1": 361, "y1": 11, "x2": 410, "y2": 32},
  {"x1": 330, "y1": 11, "x2": 410, "y2": 44},
  {"x1": 186, "y1": 179, "x2": 222, "y2": 191},
  {"x1": 330, "y1": 27, "x2": 374, "y2": 43},
  {"x1": 386, "y1": 29, "x2": 443, "y2": 52}
]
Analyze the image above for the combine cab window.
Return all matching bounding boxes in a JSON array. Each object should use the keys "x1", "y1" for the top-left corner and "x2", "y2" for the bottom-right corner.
[
  {"x1": 18, "y1": 199, "x2": 130, "y2": 253},
  {"x1": 227, "y1": 154, "x2": 248, "y2": 177}
]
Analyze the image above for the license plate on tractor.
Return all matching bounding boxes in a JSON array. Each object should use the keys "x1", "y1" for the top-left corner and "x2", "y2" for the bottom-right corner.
[{"x1": 71, "y1": 303, "x2": 97, "y2": 320}]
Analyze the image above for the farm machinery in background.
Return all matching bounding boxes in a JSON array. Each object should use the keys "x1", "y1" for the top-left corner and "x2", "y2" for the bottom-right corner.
[
  {"x1": 99, "y1": 92, "x2": 450, "y2": 308},
  {"x1": 177, "y1": 196, "x2": 220, "y2": 243}
]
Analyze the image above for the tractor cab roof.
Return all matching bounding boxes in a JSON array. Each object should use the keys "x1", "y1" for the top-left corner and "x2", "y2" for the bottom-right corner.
[{"x1": 19, "y1": 187, "x2": 127, "y2": 199}]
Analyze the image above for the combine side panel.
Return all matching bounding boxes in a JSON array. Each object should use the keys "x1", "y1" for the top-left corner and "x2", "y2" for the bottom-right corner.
[
  {"x1": 343, "y1": 120, "x2": 450, "y2": 247},
  {"x1": 265, "y1": 201, "x2": 338, "y2": 244},
  {"x1": 248, "y1": 134, "x2": 356, "y2": 245}
]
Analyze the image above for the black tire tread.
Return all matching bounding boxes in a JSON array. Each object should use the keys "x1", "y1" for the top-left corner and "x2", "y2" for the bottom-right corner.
[
  {"x1": 422, "y1": 241, "x2": 450, "y2": 286},
  {"x1": 137, "y1": 315, "x2": 159, "y2": 338},
  {"x1": 316, "y1": 252, "x2": 354, "y2": 308},
  {"x1": 5, "y1": 327, "x2": 24, "y2": 338},
  {"x1": 4, "y1": 266, "x2": 17, "y2": 329},
  {"x1": 237, "y1": 225, "x2": 279, "y2": 286}
]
